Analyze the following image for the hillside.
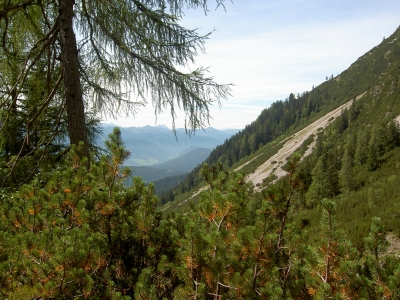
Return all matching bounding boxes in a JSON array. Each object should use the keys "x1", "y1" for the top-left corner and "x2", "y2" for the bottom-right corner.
[
  {"x1": 157, "y1": 147, "x2": 211, "y2": 172},
  {"x1": 162, "y1": 25, "x2": 400, "y2": 250},
  {"x1": 245, "y1": 93, "x2": 366, "y2": 188},
  {"x1": 130, "y1": 147, "x2": 211, "y2": 183},
  {"x1": 161, "y1": 26, "x2": 400, "y2": 207}
]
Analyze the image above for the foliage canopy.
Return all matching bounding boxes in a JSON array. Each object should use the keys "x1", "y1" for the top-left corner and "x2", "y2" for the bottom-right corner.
[{"x1": 0, "y1": 0, "x2": 231, "y2": 183}]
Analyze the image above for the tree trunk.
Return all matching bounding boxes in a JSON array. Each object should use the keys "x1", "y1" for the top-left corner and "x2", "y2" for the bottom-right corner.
[{"x1": 59, "y1": 0, "x2": 89, "y2": 158}]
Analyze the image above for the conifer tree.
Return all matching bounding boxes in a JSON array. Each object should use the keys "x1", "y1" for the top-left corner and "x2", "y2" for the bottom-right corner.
[
  {"x1": 335, "y1": 108, "x2": 349, "y2": 134},
  {"x1": 306, "y1": 199, "x2": 357, "y2": 298},
  {"x1": 0, "y1": 0, "x2": 231, "y2": 159},
  {"x1": 307, "y1": 150, "x2": 340, "y2": 207},
  {"x1": 0, "y1": 128, "x2": 184, "y2": 298},
  {"x1": 363, "y1": 217, "x2": 392, "y2": 298},
  {"x1": 386, "y1": 119, "x2": 400, "y2": 149},
  {"x1": 355, "y1": 129, "x2": 370, "y2": 165},
  {"x1": 348, "y1": 99, "x2": 359, "y2": 123},
  {"x1": 367, "y1": 125, "x2": 387, "y2": 171},
  {"x1": 179, "y1": 163, "x2": 254, "y2": 298},
  {"x1": 339, "y1": 148, "x2": 354, "y2": 194},
  {"x1": 0, "y1": 7, "x2": 70, "y2": 186},
  {"x1": 261, "y1": 153, "x2": 305, "y2": 297}
]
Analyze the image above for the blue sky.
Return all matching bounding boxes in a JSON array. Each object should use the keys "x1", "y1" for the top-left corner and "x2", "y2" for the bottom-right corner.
[{"x1": 105, "y1": 0, "x2": 400, "y2": 130}]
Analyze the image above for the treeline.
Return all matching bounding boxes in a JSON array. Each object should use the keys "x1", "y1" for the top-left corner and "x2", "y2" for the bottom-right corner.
[
  {"x1": 212, "y1": 91, "x2": 326, "y2": 165},
  {"x1": 2, "y1": 128, "x2": 400, "y2": 298},
  {"x1": 153, "y1": 174, "x2": 187, "y2": 196},
  {"x1": 159, "y1": 88, "x2": 342, "y2": 204},
  {"x1": 292, "y1": 104, "x2": 400, "y2": 245}
]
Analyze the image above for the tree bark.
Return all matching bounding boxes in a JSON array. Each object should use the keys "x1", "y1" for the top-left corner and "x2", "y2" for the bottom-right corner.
[{"x1": 59, "y1": 0, "x2": 89, "y2": 158}]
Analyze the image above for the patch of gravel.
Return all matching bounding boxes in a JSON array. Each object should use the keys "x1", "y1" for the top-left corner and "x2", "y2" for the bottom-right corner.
[{"x1": 243, "y1": 92, "x2": 367, "y2": 190}]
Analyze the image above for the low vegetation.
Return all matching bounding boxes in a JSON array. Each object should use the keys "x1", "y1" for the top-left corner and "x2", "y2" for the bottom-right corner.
[
  {"x1": 2, "y1": 127, "x2": 400, "y2": 298},
  {"x1": 1, "y1": 1, "x2": 400, "y2": 297}
]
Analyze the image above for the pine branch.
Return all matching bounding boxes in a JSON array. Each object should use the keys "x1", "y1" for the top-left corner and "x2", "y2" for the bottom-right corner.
[{"x1": 0, "y1": 0, "x2": 36, "y2": 20}]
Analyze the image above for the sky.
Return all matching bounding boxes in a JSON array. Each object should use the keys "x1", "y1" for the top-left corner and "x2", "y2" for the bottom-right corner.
[{"x1": 103, "y1": 0, "x2": 400, "y2": 130}]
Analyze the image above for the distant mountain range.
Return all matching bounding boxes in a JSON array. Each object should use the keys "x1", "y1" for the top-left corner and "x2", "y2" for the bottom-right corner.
[
  {"x1": 99, "y1": 124, "x2": 239, "y2": 166},
  {"x1": 98, "y1": 124, "x2": 239, "y2": 185},
  {"x1": 127, "y1": 147, "x2": 212, "y2": 183}
]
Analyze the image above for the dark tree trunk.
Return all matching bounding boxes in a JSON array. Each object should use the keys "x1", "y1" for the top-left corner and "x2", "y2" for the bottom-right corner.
[{"x1": 59, "y1": 0, "x2": 89, "y2": 158}]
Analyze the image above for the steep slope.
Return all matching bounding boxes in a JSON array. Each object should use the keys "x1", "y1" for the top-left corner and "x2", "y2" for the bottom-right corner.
[
  {"x1": 130, "y1": 147, "x2": 211, "y2": 183},
  {"x1": 244, "y1": 92, "x2": 366, "y2": 188},
  {"x1": 162, "y1": 25, "x2": 400, "y2": 214},
  {"x1": 162, "y1": 94, "x2": 366, "y2": 210},
  {"x1": 156, "y1": 148, "x2": 211, "y2": 172}
]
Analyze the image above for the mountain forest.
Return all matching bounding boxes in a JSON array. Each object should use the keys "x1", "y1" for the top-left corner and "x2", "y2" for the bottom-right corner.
[{"x1": 1, "y1": 0, "x2": 400, "y2": 298}]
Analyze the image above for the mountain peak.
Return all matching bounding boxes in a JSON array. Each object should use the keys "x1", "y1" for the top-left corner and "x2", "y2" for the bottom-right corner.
[{"x1": 155, "y1": 124, "x2": 170, "y2": 130}]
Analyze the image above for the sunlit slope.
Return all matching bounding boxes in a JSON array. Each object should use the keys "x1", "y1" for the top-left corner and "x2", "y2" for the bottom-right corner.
[{"x1": 161, "y1": 26, "x2": 400, "y2": 211}]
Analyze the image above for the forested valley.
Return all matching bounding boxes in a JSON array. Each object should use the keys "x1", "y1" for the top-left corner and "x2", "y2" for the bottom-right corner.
[{"x1": 1, "y1": 0, "x2": 400, "y2": 298}]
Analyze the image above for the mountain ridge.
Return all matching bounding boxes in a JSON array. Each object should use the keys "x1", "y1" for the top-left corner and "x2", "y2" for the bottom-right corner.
[{"x1": 98, "y1": 125, "x2": 239, "y2": 166}]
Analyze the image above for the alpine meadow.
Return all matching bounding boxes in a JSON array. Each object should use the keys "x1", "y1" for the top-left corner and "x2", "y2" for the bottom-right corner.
[{"x1": 1, "y1": 0, "x2": 400, "y2": 299}]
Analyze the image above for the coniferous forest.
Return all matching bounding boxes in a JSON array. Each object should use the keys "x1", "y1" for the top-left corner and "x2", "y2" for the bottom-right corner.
[{"x1": 1, "y1": 0, "x2": 400, "y2": 299}]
